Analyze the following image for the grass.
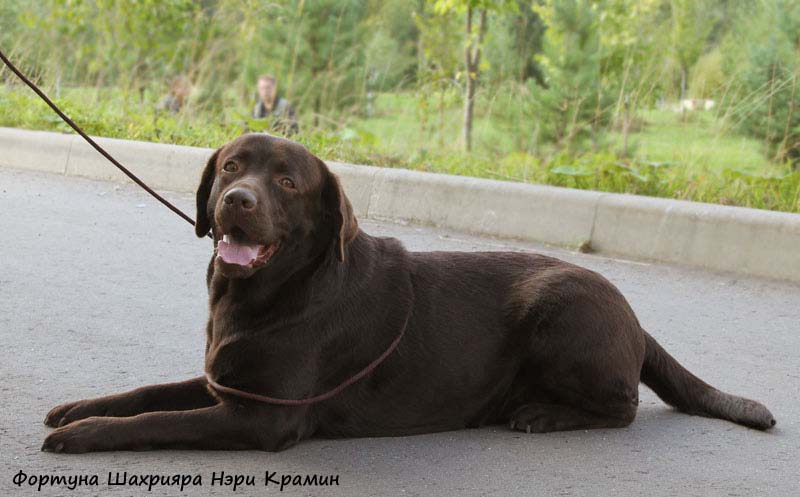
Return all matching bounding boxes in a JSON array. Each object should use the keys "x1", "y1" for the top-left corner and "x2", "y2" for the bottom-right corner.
[
  {"x1": 617, "y1": 109, "x2": 772, "y2": 174},
  {"x1": 1, "y1": 84, "x2": 798, "y2": 213}
]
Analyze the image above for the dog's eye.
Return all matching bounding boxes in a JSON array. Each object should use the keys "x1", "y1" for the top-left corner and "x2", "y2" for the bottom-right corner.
[
  {"x1": 222, "y1": 162, "x2": 239, "y2": 173},
  {"x1": 279, "y1": 178, "x2": 296, "y2": 189}
]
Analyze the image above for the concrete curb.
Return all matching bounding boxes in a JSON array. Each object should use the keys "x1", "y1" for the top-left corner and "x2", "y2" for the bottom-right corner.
[{"x1": 2, "y1": 127, "x2": 799, "y2": 282}]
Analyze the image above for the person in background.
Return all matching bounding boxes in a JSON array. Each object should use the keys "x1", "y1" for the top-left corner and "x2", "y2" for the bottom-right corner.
[
  {"x1": 253, "y1": 74, "x2": 298, "y2": 135},
  {"x1": 156, "y1": 76, "x2": 190, "y2": 114}
]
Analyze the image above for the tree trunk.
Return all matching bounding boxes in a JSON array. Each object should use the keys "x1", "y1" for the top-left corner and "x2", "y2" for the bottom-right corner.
[
  {"x1": 463, "y1": 68, "x2": 475, "y2": 151},
  {"x1": 314, "y1": 93, "x2": 321, "y2": 128},
  {"x1": 462, "y1": 8, "x2": 487, "y2": 152},
  {"x1": 680, "y1": 66, "x2": 687, "y2": 121},
  {"x1": 439, "y1": 87, "x2": 445, "y2": 148}
]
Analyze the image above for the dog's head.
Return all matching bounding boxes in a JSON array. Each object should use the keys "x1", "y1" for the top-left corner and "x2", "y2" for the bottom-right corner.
[{"x1": 195, "y1": 133, "x2": 358, "y2": 279}]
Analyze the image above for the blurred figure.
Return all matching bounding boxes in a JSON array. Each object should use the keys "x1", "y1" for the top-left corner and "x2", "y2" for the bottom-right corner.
[
  {"x1": 253, "y1": 74, "x2": 298, "y2": 134},
  {"x1": 157, "y1": 76, "x2": 190, "y2": 114}
]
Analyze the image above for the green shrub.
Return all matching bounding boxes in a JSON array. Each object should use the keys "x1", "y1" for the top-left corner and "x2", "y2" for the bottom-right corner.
[
  {"x1": 1, "y1": 86, "x2": 798, "y2": 213},
  {"x1": 530, "y1": 0, "x2": 615, "y2": 152},
  {"x1": 724, "y1": 0, "x2": 800, "y2": 164}
]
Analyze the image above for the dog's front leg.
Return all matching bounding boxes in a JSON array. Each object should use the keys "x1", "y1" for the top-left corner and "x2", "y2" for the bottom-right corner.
[
  {"x1": 44, "y1": 376, "x2": 216, "y2": 427},
  {"x1": 41, "y1": 403, "x2": 284, "y2": 453}
]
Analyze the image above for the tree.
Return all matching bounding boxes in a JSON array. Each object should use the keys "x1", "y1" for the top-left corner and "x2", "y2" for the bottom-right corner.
[
  {"x1": 598, "y1": 0, "x2": 661, "y2": 156},
  {"x1": 668, "y1": 0, "x2": 715, "y2": 104},
  {"x1": 364, "y1": 0, "x2": 421, "y2": 92},
  {"x1": 725, "y1": 0, "x2": 800, "y2": 164},
  {"x1": 414, "y1": 2, "x2": 461, "y2": 148},
  {"x1": 483, "y1": 0, "x2": 545, "y2": 86},
  {"x1": 531, "y1": 0, "x2": 615, "y2": 152},
  {"x1": 433, "y1": 0, "x2": 517, "y2": 151},
  {"x1": 244, "y1": 0, "x2": 369, "y2": 124}
]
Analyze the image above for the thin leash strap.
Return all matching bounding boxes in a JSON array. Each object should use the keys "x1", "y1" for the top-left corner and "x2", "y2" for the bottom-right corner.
[
  {"x1": 0, "y1": 48, "x2": 210, "y2": 238},
  {"x1": 205, "y1": 307, "x2": 413, "y2": 406}
]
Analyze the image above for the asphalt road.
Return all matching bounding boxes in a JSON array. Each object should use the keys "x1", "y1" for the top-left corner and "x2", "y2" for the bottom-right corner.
[{"x1": 1, "y1": 166, "x2": 798, "y2": 497}]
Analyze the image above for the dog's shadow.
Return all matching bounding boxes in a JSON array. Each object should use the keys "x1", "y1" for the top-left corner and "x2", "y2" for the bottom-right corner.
[{"x1": 266, "y1": 406, "x2": 775, "y2": 483}]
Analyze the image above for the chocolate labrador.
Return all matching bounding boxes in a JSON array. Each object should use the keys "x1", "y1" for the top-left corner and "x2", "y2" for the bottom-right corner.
[{"x1": 42, "y1": 133, "x2": 775, "y2": 453}]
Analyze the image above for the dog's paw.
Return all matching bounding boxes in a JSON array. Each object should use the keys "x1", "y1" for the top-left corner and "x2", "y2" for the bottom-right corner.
[
  {"x1": 44, "y1": 395, "x2": 138, "y2": 428},
  {"x1": 44, "y1": 400, "x2": 101, "y2": 428},
  {"x1": 44, "y1": 402, "x2": 77, "y2": 427},
  {"x1": 41, "y1": 418, "x2": 108, "y2": 454},
  {"x1": 508, "y1": 403, "x2": 560, "y2": 434}
]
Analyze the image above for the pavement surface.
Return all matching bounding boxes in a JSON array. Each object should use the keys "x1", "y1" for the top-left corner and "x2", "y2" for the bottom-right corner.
[{"x1": 1, "y1": 166, "x2": 798, "y2": 497}]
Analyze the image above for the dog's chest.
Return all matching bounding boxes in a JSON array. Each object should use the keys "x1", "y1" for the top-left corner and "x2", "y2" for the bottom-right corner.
[{"x1": 204, "y1": 302, "x2": 323, "y2": 396}]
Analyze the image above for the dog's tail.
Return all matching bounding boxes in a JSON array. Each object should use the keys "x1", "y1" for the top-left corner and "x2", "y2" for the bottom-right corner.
[{"x1": 640, "y1": 330, "x2": 775, "y2": 430}]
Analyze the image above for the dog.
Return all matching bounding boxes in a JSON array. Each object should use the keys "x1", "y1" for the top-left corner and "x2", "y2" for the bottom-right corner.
[{"x1": 42, "y1": 133, "x2": 775, "y2": 453}]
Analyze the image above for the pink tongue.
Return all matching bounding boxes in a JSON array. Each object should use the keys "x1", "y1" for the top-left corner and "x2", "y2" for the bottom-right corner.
[{"x1": 217, "y1": 240, "x2": 260, "y2": 266}]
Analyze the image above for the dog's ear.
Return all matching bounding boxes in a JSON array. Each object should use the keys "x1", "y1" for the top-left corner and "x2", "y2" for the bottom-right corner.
[
  {"x1": 323, "y1": 169, "x2": 358, "y2": 262},
  {"x1": 195, "y1": 148, "x2": 220, "y2": 238}
]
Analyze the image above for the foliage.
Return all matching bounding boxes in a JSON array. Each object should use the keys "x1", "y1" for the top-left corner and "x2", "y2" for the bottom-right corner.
[
  {"x1": 688, "y1": 47, "x2": 726, "y2": 99},
  {"x1": 722, "y1": 0, "x2": 800, "y2": 163},
  {"x1": 1, "y1": 0, "x2": 799, "y2": 213},
  {"x1": 1, "y1": 86, "x2": 798, "y2": 213},
  {"x1": 531, "y1": 0, "x2": 615, "y2": 151},
  {"x1": 482, "y1": 0, "x2": 545, "y2": 85},
  {"x1": 666, "y1": 0, "x2": 716, "y2": 99}
]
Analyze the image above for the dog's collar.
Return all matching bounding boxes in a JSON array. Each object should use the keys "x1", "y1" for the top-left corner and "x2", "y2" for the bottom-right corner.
[{"x1": 205, "y1": 306, "x2": 412, "y2": 406}]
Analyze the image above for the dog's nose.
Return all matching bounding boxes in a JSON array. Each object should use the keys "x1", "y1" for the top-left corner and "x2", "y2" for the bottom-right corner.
[{"x1": 223, "y1": 187, "x2": 257, "y2": 210}]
